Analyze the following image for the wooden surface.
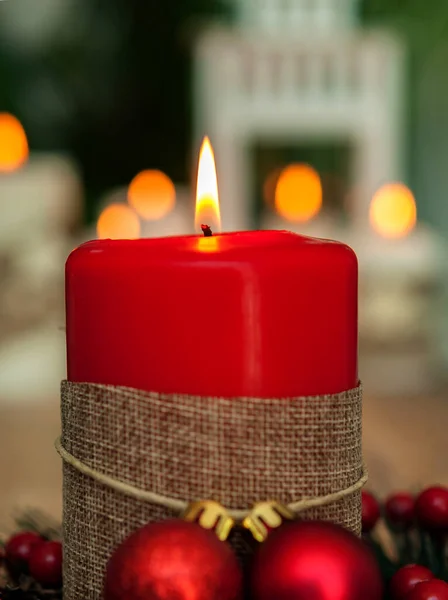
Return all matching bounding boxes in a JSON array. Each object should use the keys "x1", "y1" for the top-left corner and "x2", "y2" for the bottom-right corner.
[
  {"x1": 0, "y1": 399, "x2": 62, "y2": 535},
  {"x1": 0, "y1": 392, "x2": 447, "y2": 533}
]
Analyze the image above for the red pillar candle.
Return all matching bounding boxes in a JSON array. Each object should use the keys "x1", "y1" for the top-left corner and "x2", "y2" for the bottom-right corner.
[
  {"x1": 66, "y1": 141, "x2": 357, "y2": 398},
  {"x1": 66, "y1": 230, "x2": 357, "y2": 397}
]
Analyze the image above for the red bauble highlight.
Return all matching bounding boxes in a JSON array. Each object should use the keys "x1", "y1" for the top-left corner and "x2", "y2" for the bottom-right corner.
[
  {"x1": 415, "y1": 486, "x2": 448, "y2": 531},
  {"x1": 406, "y1": 579, "x2": 448, "y2": 600},
  {"x1": 362, "y1": 490, "x2": 381, "y2": 533},
  {"x1": 104, "y1": 519, "x2": 243, "y2": 600},
  {"x1": 389, "y1": 564, "x2": 434, "y2": 599},
  {"x1": 5, "y1": 532, "x2": 43, "y2": 570},
  {"x1": 385, "y1": 492, "x2": 415, "y2": 529},
  {"x1": 251, "y1": 520, "x2": 383, "y2": 600},
  {"x1": 29, "y1": 541, "x2": 63, "y2": 588}
]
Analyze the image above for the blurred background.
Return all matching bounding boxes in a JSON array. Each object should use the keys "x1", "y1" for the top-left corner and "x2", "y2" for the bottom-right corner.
[{"x1": 0, "y1": 0, "x2": 447, "y2": 529}]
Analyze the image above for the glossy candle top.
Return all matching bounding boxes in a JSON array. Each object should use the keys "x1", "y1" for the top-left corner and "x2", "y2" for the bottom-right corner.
[{"x1": 66, "y1": 230, "x2": 358, "y2": 397}]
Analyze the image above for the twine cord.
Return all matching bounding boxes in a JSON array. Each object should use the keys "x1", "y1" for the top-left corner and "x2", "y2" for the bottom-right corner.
[{"x1": 55, "y1": 436, "x2": 367, "y2": 520}]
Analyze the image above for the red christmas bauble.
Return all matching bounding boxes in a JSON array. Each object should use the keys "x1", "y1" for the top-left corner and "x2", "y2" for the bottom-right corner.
[
  {"x1": 251, "y1": 520, "x2": 383, "y2": 600},
  {"x1": 104, "y1": 519, "x2": 243, "y2": 600},
  {"x1": 29, "y1": 541, "x2": 63, "y2": 588},
  {"x1": 389, "y1": 564, "x2": 434, "y2": 599},
  {"x1": 362, "y1": 490, "x2": 381, "y2": 533},
  {"x1": 5, "y1": 532, "x2": 43, "y2": 570},
  {"x1": 415, "y1": 486, "x2": 448, "y2": 531},
  {"x1": 385, "y1": 492, "x2": 415, "y2": 530},
  {"x1": 406, "y1": 579, "x2": 448, "y2": 600}
]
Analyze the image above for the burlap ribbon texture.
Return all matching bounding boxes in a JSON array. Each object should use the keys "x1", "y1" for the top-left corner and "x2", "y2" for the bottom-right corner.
[{"x1": 58, "y1": 381, "x2": 364, "y2": 600}]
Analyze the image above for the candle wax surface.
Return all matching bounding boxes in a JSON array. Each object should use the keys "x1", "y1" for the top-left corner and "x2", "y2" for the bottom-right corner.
[{"x1": 66, "y1": 230, "x2": 358, "y2": 397}]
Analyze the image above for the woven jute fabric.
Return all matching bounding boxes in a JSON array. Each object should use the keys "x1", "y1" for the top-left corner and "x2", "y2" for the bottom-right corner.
[{"x1": 60, "y1": 381, "x2": 363, "y2": 600}]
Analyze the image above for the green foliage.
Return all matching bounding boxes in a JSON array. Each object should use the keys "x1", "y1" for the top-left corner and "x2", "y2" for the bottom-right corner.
[
  {"x1": 362, "y1": 0, "x2": 445, "y2": 20},
  {"x1": 361, "y1": 0, "x2": 448, "y2": 47}
]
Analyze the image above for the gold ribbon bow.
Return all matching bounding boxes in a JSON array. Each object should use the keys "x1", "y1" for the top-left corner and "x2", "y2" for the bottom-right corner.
[
  {"x1": 183, "y1": 500, "x2": 235, "y2": 541},
  {"x1": 183, "y1": 499, "x2": 295, "y2": 542}
]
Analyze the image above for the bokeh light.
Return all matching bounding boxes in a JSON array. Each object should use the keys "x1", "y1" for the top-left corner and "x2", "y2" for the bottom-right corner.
[
  {"x1": 128, "y1": 169, "x2": 176, "y2": 220},
  {"x1": 370, "y1": 183, "x2": 417, "y2": 239},
  {"x1": 275, "y1": 164, "x2": 322, "y2": 222},
  {"x1": 0, "y1": 113, "x2": 29, "y2": 172},
  {"x1": 97, "y1": 204, "x2": 141, "y2": 239}
]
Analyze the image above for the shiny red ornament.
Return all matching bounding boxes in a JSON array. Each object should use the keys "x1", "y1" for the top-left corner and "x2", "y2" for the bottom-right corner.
[
  {"x1": 104, "y1": 519, "x2": 243, "y2": 600},
  {"x1": 385, "y1": 492, "x2": 415, "y2": 530},
  {"x1": 5, "y1": 532, "x2": 43, "y2": 570},
  {"x1": 251, "y1": 520, "x2": 383, "y2": 600},
  {"x1": 389, "y1": 564, "x2": 433, "y2": 599},
  {"x1": 29, "y1": 541, "x2": 63, "y2": 588},
  {"x1": 406, "y1": 579, "x2": 448, "y2": 600},
  {"x1": 362, "y1": 490, "x2": 381, "y2": 533},
  {"x1": 415, "y1": 486, "x2": 448, "y2": 531}
]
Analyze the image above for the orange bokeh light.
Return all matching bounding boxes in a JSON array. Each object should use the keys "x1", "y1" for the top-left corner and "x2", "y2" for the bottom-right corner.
[
  {"x1": 0, "y1": 113, "x2": 29, "y2": 172},
  {"x1": 275, "y1": 164, "x2": 322, "y2": 223},
  {"x1": 97, "y1": 203, "x2": 140, "y2": 239},
  {"x1": 195, "y1": 136, "x2": 221, "y2": 234},
  {"x1": 370, "y1": 183, "x2": 417, "y2": 239},
  {"x1": 128, "y1": 169, "x2": 175, "y2": 220}
]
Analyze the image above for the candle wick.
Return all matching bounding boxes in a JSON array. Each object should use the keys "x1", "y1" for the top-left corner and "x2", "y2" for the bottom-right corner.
[{"x1": 201, "y1": 224, "x2": 213, "y2": 237}]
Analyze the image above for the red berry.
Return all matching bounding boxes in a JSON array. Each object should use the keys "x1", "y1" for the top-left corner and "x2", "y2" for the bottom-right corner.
[
  {"x1": 385, "y1": 492, "x2": 415, "y2": 529},
  {"x1": 389, "y1": 564, "x2": 433, "y2": 599},
  {"x1": 29, "y1": 541, "x2": 62, "y2": 589},
  {"x1": 5, "y1": 532, "x2": 43, "y2": 570},
  {"x1": 362, "y1": 490, "x2": 381, "y2": 533},
  {"x1": 406, "y1": 579, "x2": 448, "y2": 600},
  {"x1": 415, "y1": 486, "x2": 448, "y2": 531}
]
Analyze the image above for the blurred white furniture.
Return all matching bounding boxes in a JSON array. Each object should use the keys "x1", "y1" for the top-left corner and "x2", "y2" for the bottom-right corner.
[
  {"x1": 194, "y1": 0, "x2": 406, "y2": 231},
  {"x1": 354, "y1": 227, "x2": 446, "y2": 395},
  {"x1": 234, "y1": 0, "x2": 359, "y2": 34},
  {"x1": 0, "y1": 153, "x2": 82, "y2": 404},
  {"x1": 0, "y1": 153, "x2": 82, "y2": 249}
]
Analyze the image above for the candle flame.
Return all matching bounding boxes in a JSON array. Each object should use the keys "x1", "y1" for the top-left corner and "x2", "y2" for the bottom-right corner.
[
  {"x1": 195, "y1": 136, "x2": 221, "y2": 233},
  {"x1": 370, "y1": 183, "x2": 417, "y2": 239}
]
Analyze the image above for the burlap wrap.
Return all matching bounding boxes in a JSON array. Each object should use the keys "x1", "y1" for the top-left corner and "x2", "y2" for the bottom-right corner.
[{"x1": 60, "y1": 381, "x2": 363, "y2": 600}]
